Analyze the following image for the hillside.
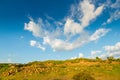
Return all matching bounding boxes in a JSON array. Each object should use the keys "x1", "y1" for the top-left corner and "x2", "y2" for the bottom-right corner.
[{"x1": 0, "y1": 58, "x2": 120, "y2": 80}]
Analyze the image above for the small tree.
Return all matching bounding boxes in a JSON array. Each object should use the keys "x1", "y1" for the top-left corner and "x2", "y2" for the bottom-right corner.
[
  {"x1": 96, "y1": 57, "x2": 101, "y2": 61},
  {"x1": 107, "y1": 56, "x2": 114, "y2": 61},
  {"x1": 107, "y1": 56, "x2": 114, "y2": 64}
]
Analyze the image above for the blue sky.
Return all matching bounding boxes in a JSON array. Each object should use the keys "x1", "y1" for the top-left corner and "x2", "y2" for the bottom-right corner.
[{"x1": 0, "y1": 0, "x2": 120, "y2": 63}]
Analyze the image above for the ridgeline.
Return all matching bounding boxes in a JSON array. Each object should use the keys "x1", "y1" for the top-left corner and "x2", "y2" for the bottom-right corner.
[{"x1": 0, "y1": 57, "x2": 120, "y2": 80}]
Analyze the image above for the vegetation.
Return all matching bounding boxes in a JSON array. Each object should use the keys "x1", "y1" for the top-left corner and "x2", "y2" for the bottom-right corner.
[
  {"x1": 0, "y1": 58, "x2": 120, "y2": 80},
  {"x1": 73, "y1": 71, "x2": 95, "y2": 80}
]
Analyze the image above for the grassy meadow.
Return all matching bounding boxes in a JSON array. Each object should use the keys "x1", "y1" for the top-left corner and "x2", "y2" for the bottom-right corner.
[{"x1": 0, "y1": 57, "x2": 120, "y2": 80}]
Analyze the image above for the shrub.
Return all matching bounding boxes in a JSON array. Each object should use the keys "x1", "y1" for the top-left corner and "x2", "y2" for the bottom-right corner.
[
  {"x1": 0, "y1": 64, "x2": 10, "y2": 73},
  {"x1": 53, "y1": 79, "x2": 61, "y2": 80},
  {"x1": 96, "y1": 57, "x2": 101, "y2": 61},
  {"x1": 95, "y1": 64, "x2": 100, "y2": 67},
  {"x1": 73, "y1": 71, "x2": 95, "y2": 80},
  {"x1": 0, "y1": 78, "x2": 3, "y2": 80},
  {"x1": 107, "y1": 56, "x2": 115, "y2": 61}
]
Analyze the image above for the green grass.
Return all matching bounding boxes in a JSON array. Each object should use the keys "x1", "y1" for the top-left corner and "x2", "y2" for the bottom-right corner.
[
  {"x1": 0, "y1": 63, "x2": 10, "y2": 74},
  {"x1": 0, "y1": 58, "x2": 120, "y2": 80}
]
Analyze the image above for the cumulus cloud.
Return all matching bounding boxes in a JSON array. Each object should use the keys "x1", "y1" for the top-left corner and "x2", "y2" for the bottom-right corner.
[
  {"x1": 64, "y1": 18, "x2": 82, "y2": 36},
  {"x1": 24, "y1": 0, "x2": 109, "y2": 51},
  {"x1": 43, "y1": 37, "x2": 74, "y2": 51},
  {"x1": 97, "y1": 42, "x2": 120, "y2": 58},
  {"x1": 30, "y1": 40, "x2": 45, "y2": 51},
  {"x1": 90, "y1": 28, "x2": 110, "y2": 41},
  {"x1": 43, "y1": 31, "x2": 90, "y2": 51},
  {"x1": 80, "y1": 0, "x2": 104, "y2": 27},
  {"x1": 64, "y1": 0, "x2": 104, "y2": 36},
  {"x1": 24, "y1": 18, "x2": 45, "y2": 37},
  {"x1": 104, "y1": 42, "x2": 120, "y2": 57},
  {"x1": 104, "y1": 42, "x2": 120, "y2": 52}
]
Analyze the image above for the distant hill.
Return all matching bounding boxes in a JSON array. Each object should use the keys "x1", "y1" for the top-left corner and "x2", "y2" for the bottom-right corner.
[{"x1": 0, "y1": 58, "x2": 120, "y2": 80}]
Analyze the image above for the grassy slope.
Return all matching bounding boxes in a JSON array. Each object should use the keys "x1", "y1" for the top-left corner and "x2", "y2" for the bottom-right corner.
[{"x1": 0, "y1": 58, "x2": 120, "y2": 80}]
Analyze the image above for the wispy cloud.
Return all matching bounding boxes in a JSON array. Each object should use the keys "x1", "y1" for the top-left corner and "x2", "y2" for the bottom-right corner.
[
  {"x1": 111, "y1": 0, "x2": 120, "y2": 8},
  {"x1": 30, "y1": 40, "x2": 45, "y2": 51},
  {"x1": 45, "y1": 14, "x2": 54, "y2": 20},
  {"x1": 103, "y1": 0, "x2": 120, "y2": 25},
  {"x1": 89, "y1": 28, "x2": 110, "y2": 41},
  {"x1": 24, "y1": 0, "x2": 110, "y2": 51},
  {"x1": 64, "y1": 0, "x2": 104, "y2": 36},
  {"x1": 20, "y1": 36, "x2": 24, "y2": 39},
  {"x1": 107, "y1": 10, "x2": 120, "y2": 24}
]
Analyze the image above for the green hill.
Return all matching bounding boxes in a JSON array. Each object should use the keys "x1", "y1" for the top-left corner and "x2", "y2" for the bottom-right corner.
[{"x1": 0, "y1": 58, "x2": 120, "y2": 80}]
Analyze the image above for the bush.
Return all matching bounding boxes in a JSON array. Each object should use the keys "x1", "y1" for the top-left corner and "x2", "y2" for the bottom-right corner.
[
  {"x1": 53, "y1": 79, "x2": 61, "y2": 80},
  {"x1": 0, "y1": 78, "x2": 3, "y2": 80},
  {"x1": 73, "y1": 71, "x2": 95, "y2": 80}
]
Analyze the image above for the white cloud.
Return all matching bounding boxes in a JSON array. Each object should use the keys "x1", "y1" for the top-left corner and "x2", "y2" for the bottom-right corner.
[
  {"x1": 26, "y1": 24, "x2": 109, "y2": 51},
  {"x1": 107, "y1": 10, "x2": 120, "y2": 23},
  {"x1": 30, "y1": 40, "x2": 45, "y2": 51},
  {"x1": 43, "y1": 32, "x2": 89, "y2": 51},
  {"x1": 24, "y1": 0, "x2": 109, "y2": 51},
  {"x1": 91, "y1": 50, "x2": 101, "y2": 55},
  {"x1": 89, "y1": 42, "x2": 120, "y2": 59},
  {"x1": 43, "y1": 37, "x2": 75, "y2": 51},
  {"x1": 64, "y1": 18, "x2": 83, "y2": 35},
  {"x1": 24, "y1": 18, "x2": 45, "y2": 37},
  {"x1": 103, "y1": 0, "x2": 120, "y2": 25},
  {"x1": 104, "y1": 42, "x2": 120, "y2": 52},
  {"x1": 109, "y1": 51, "x2": 120, "y2": 57},
  {"x1": 30, "y1": 40, "x2": 37, "y2": 46},
  {"x1": 111, "y1": 0, "x2": 120, "y2": 8},
  {"x1": 54, "y1": 21, "x2": 63, "y2": 27},
  {"x1": 80, "y1": 0, "x2": 104, "y2": 27},
  {"x1": 45, "y1": 14, "x2": 54, "y2": 20},
  {"x1": 90, "y1": 28, "x2": 110, "y2": 41},
  {"x1": 70, "y1": 57, "x2": 77, "y2": 60},
  {"x1": 64, "y1": 0, "x2": 104, "y2": 36},
  {"x1": 104, "y1": 42, "x2": 120, "y2": 57}
]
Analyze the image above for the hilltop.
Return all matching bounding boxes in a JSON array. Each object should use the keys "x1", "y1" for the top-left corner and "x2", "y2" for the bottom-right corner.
[{"x1": 0, "y1": 57, "x2": 120, "y2": 80}]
